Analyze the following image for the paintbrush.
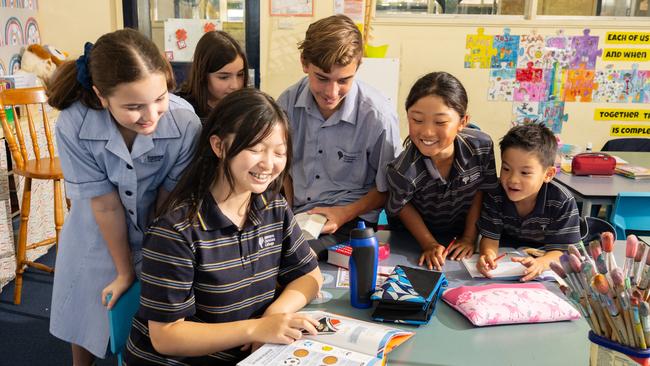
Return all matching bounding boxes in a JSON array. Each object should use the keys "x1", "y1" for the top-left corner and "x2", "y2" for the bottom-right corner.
[
  {"x1": 593, "y1": 274, "x2": 628, "y2": 345},
  {"x1": 602, "y1": 232, "x2": 617, "y2": 272}
]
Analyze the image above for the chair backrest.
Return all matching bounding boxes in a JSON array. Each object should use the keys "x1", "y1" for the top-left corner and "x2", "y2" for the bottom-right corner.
[
  {"x1": 610, "y1": 192, "x2": 650, "y2": 238},
  {"x1": 601, "y1": 138, "x2": 650, "y2": 152},
  {"x1": 580, "y1": 216, "x2": 616, "y2": 243},
  {"x1": 0, "y1": 87, "x2": 54, "y2": 171},
  {"x1": 107, "y1": 280, "x2": 141, "y2": 365}
]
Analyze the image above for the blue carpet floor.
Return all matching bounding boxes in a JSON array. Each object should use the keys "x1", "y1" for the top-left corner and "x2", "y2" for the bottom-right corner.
[{"x1": 0, "y1": 247, "x2": 117, "y2": 365}]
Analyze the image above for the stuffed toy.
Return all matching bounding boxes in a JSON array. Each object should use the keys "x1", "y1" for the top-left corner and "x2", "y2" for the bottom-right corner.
[{"x1": 15, "y1": 44, "x2": 68, "y2": 86}]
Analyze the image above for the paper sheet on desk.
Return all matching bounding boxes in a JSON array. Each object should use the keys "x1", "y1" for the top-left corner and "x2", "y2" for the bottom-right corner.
[
  {"x1": 461, "y1": 253, "x2": 561, "y2": 282},
  {"x1": 336, "y1": 266, "x2": 394, "y2": 288}
]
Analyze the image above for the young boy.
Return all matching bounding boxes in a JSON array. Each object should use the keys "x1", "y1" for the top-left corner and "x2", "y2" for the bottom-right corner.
[
  {"x1": 277, "y1": 14, "x2": 401, "y2": 259},
  {"x1": 476, "y1": 124, "x2": 581, "y2": 281}
]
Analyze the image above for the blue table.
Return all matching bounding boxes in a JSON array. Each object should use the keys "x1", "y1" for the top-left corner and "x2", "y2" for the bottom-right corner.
[{"x1": 307, "y1": 230, "x2": 621, "y2": 365}]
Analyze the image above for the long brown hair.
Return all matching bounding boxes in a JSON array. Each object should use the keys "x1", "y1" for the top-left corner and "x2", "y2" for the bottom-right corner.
[
  {"x1": 47, "y1": 28, "x2": 174, "y2": 110},
  {"x1": 160, "y1": 88, "x2": 292, "y2": 221},
  {"x1": 178, "y1": 30, "x2": 249, "y2": 118}
]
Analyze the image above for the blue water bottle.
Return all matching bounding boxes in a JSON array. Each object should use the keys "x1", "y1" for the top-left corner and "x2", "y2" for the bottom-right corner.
[{"x1": 349, "y1": 221, "x2": 378, "y2": 309}]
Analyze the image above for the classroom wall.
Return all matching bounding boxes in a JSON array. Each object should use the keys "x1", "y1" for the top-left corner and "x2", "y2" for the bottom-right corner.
[
  {"x1": 259, "y1": 2, "x2": 650, "y2": 155},
  {"x1": 37, "y1": 0, "x2": 123, "y2": 58}
]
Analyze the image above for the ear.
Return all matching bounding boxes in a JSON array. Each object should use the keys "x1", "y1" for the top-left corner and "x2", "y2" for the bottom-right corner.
[
  {"x1": 458, "y1": 114, "x2": 470, "y2": 132},
  {"x1": 543, "y1": 165, "x2": 557, "y2": 183},
  {"x1": 92, "y1": 86, "x2": 109, "y2": 108},
  {"x1": 300, "y1": 55, "x2": 310, "y2": 74},
  {"x1": 210, "y1": 135, "x2": 224, "y2": 159}
]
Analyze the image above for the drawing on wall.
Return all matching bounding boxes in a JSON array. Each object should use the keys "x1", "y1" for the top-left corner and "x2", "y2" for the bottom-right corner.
[
  {"x1": 24, "y1": 17, "x2": 40, "y2": 45},
  {"x1": 8, "y1": 53, "x2": 20, "y2": 74},
  {"x1": 517, "y1": 31, "x2": 545, "y2": 68},
  {"x1": 467, "y1": 27, "x2": 650, "y2": 135},
  {"x1": 164, "y1": 19, "x2": 222, "y2": 62},
  {"x1": 5, "y1": 17, "x2": 23, "y2": 46},
  {"x1": 488, "y1": 67, "x2": 517, "y2": 101},
  {"x1": 491, "y1": 28, "x2": 519, "y2": 69},
  {"x1": 464, "y1": 28, "x2": 496, "y2": 69},
  {"x1": 0, "y1": 60, "x2": 5, "y2": 76}
]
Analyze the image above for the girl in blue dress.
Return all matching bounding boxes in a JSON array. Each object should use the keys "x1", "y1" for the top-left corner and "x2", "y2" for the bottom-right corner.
[{"x1": 47, "y1": 28, "x2": 201, "y2": 365}]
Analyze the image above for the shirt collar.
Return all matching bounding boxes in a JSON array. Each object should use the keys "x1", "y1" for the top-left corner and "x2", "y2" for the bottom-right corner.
[
  {"x1": 294, "y1": 77, "x2": 359, "y2": 126},
  {"x1": 197, "y1": 191, "x2": 265, "y2": 231}
]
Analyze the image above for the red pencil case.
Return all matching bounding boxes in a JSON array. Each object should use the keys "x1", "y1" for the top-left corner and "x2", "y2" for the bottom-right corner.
[{"x1": 571, "y1": 153, "x2": 616, "y2": 176}]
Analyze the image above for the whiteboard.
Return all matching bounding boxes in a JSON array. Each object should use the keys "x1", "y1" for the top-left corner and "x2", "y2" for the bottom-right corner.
[{"x1": 356, "y1": 57, "x2": 400, "y2": 112}]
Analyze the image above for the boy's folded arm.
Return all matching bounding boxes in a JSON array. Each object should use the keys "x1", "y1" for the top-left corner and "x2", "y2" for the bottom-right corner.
[{"x1": 263, "y1": 267, "x2": 323, "y2": 316}]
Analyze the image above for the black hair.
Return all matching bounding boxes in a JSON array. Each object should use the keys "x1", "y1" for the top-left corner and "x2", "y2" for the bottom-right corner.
[{"x1": 499, "y1": 123, "x2": 557, "y2": 167}]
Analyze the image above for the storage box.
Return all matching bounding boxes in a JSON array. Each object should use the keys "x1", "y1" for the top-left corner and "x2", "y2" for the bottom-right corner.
[{"x1": 589, "y1": 331, "x2": 650, "y2": 366}]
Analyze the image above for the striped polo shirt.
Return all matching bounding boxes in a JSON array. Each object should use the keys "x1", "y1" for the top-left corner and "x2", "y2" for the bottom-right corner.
[
  {"x1": 125, "y1": 191, "x2": 317, "y2": 365},
  {"x1": 386, "y1": 128, "x2": 498, "y2": 237},
  {"x1": 477, "y1": 180, "x2": 582, "y2": 250}
]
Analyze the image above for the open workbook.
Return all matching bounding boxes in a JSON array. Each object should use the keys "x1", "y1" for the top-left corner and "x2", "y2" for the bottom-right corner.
[
  {"x1": 237, "y1": 311, "x2": 414, "y2": 366},
  {"x1": 294, "y1": 213, "x2": 327, "y2": 240},
  {"x1": 461, "y1": 248, "x2": 559, "y2": 281}
]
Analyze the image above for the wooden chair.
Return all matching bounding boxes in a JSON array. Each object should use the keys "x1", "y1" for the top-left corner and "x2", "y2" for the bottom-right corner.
[{"x1": 0, "y1": 87, "x2": 63, "y2": 305}]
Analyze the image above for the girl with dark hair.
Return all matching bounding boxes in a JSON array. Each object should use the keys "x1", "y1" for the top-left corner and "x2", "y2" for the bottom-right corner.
[
  {"x1": 385, "y1": 71, "x2": 498, "y2": 271},
  {"x1": 47, "y1": 28, "x2": 201, "y2": 365},
  {"x1": 177, "y1": 30, "x2": 249, "y2": 120},
  {"x1": 125, "y1": 88, "x2": 322, "y2": 365}
]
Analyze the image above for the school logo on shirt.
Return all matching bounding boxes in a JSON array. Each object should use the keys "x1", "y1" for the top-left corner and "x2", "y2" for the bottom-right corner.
[
  {"x1": 147, "y1": 155, "x2": 164, "y2": 163},
  {"x1": 258, "y1": 234, "x2": 276, "y2": 249},
  {"x1": 337, "y1": 150, "x2": 359, "y2": 163}
]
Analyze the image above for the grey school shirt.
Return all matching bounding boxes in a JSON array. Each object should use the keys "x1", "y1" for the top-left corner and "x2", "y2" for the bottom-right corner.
[
  {"x1": 386, "y1": 129, "x2": 498, "y2": 237},
  {"x1": 477, "y1": 180, "x2": 582, "y2": 250},
  {"x1": 277, "y1": 77, "x2": 402, "y2": 223}
]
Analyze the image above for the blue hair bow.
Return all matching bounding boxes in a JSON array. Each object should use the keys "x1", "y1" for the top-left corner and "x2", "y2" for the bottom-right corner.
[{"x1": 75, "y1": 42, "x2": 94, "y2": 90}]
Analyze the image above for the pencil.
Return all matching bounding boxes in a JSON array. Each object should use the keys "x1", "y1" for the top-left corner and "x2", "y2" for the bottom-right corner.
[
  {"x1": 442, "y1": 238, "x2": 456, "y2": 258},
  {"x1": 494, "y1": 253, "x2": 507, "y2": 262}
]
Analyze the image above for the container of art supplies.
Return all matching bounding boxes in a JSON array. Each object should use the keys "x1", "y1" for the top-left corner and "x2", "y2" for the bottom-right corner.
[{"x1": 589, "y1": 331, "x2": 650, "y2": 366}]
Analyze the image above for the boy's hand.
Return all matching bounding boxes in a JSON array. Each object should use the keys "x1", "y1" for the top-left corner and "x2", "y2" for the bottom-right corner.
[
  {"x1": 419, "y1": 243, "x2": 445, "y2": 271},
  {"x1": 477, "y1": 253, "x2": 497, "y2": 278},
  {"x1": 308, "y1": 206, "x2": 349, "y2": 234},
  {"x1": 251, "y1": 313, "x2": 319, "y2": 345},
  {"x1": 511, "y1": 256, "x2": 544, "y2": 282},
  {"x1": 447, "y1": 237, "x2": 475, "y2": 261}
]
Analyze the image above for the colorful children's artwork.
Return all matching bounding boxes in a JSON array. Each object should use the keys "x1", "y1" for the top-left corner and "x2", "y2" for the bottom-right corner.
[
  {"x1": 542, "y1": 30, "x2": 574, "y2": 69},
  {"x1": 512, "y1": 102, "x2": 540, "y2": 125},
  {"x1": 5, "y1": 17, "x2": 23, "y2": 46},
  {"x1": 23, "y1": 17, "x2": 40, "y2": 45},
  {"x1": 516, "y1": 61, "x2": 544, "y2": 82},
  {"x1": 0, "y1": 61, "x2": 5, "y2": 76},
  {"x1": 544, "y1": 62, "x2": 566, "y2": 101},
  {"x1": 538, "y1": 100, "x2": 569, "y2": 134},
  {"x1": 491, "y1": 28, "x2": 519, "y2": 69},
  {"x1": 592, "y1": 66, "x2": 624, "y2": 103},
  {"x1": 514, "y1": 81, "x2": 547, "y2": 102},
  {"x1": 631, "y1": 70, "x2": 650, "y2": 103},
  {"x1": 564, "y1": 64, "x2": 597, "y2": 102},
  {"x1": 164, "y1": 18, "x2": 222, "y2": 62},
  {"x1": 8, "y1": 53, "x2": 21, "y2": 75},
  {"x1": 465, "y1": 28, "x2": 496, "y2": 69},
  {"x1": 570, "y1": 29, "x2": 602, "y2": 70},
  {"x1": 517, "y1": 31, "x2": 545, "y2": 68},
  {"x1": 488, "y1": 67, "x2": 517, "y2": 101}
]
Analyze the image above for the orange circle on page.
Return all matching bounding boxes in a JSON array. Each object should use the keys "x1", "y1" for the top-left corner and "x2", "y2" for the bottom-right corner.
[
  {"x1": 322, "y1": 356, "x2": 338, "y2": 364},
  {"x1": 293, "y1": 349, "x2": 309, "y2": 357},
  {"x1": 322, "y1": 346, "x2": 333, "y2": 351}
]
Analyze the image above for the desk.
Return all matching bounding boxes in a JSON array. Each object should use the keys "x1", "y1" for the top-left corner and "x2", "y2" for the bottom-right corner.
[
  {"x1": 308, "y1": 230, "x2": 628, "y2": 365},
  {"x1": 554, "y1": 151, "x2": 650, "y2": 217}
]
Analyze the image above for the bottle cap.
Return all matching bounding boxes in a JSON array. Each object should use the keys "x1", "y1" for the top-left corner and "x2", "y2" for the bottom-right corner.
[{"x1": 350, "y1": 220, "x2": 375, "y2": 240}]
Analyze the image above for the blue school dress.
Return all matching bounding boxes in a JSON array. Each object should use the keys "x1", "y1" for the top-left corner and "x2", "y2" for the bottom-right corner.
[{"x1": 49, "y1": 95, "x2": 201, "y2": 358}]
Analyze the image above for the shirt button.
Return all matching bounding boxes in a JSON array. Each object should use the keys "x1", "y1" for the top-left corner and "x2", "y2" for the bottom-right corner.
[
  {"x1": 126, "y1": 164, "x2": 133, "y2": 170},
  {"x1": 128, "y1": 209, "x2": 134, "y2": 215},
  {"x1": 125, "y1": 190, "x2": 133, "y2": 196},
  {"x1": 315, "y1": 175, "x2": 320, "y2": 179},
  {"x1": 307, "y1": 197, "x2": 311, "y2": 201},
  {"x1": 318, "y1": 150, "x2": 323, "y2": 154}
]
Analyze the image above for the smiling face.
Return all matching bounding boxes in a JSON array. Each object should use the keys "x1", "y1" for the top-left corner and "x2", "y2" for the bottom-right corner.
[
  {"x1": 407, "y1": 95, "x2": 467, "y2": 161},
  {"x1": 500, "y1": 147, "x2": 556, "y2": 210},
  {"x1": 206, "y1": 55, "x2": 245, "y2": 107},
  {"x1": 94, "y1": 72, "x2": 169, "y2": 141},
  {"x1": 302, "y1": 60, "x2": 358, "y2": 119},
  {"x1": 212, "y1": 122, "x2": 288, "y2": 196}
]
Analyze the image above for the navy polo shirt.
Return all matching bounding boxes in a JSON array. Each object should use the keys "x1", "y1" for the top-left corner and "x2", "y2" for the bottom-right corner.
[
  {"x1": 478, "y1": 180, "x2": 582, "y2": 250},
  {"x1": 386, "y1": 128, "x2": 498, "y2": 237},
  {"x1": 125, "y1": 191, "x2": 317, "y2": 365}
]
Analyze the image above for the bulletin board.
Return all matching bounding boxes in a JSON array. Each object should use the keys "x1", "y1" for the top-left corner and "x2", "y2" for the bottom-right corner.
[
  {"x1": 163, "y1": 18, "x2": 222, "y2": 62},
  {"x1": 0, "y1": 1, "x2": 40, "y2": 76},
  {"x1": 356, "y1": 57, "x2": 400, "y2": 112}
]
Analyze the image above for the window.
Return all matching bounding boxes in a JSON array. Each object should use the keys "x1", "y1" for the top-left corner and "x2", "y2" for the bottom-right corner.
[{"x1": 375, "y1": 0, "x2": 650, "y2": 17}]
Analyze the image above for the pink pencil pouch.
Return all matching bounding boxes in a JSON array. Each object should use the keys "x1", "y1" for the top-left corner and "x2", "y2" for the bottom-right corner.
[{"x1": 442, "y1": 283, "x2": 581, "y2": 326}]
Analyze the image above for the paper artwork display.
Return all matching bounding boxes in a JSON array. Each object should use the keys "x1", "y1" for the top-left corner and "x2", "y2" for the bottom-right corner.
[
  {"x1": 564, "y1": 64, "x2": 597, "y2": 102},
  {"x1": 542, "y1": 30, "x2": 574, "y2": 69},
  {"x1": 517, "y1": 31, "x2": 545, "y2": 68},
  {"x1": 23, "y1": 17, "x2": 40, "y2": 45},
  {"x1": 163, "y1": 19, "x2": 222, "y2": 62},
  {"x1": 491, "y1": 28, "x2": 519, "y2": 69},
  {"x1": 5, "y1": 17, "x2": 23, "y2": 46},
  {"x1": 488, "y1": 67, "x2": 517, "y2": 101},
  {"x1": 0, "y1": 60, "x2": 6, "y2": 76},
  {"x1": 570, "y1": 29, "x2": 602, "y2": 70},
  {"x1": 8, "y1": 53, "x2": 21, "y2": 75},
  {"x1": 464, "y1": 28, "x2": 496, "y2": 69},
  {"x1": 269, "y1": 0, "x2": 314, "y2": 16},
  {"x1": 334, "y1": 0, "x2": 365, "y2": 23}
]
